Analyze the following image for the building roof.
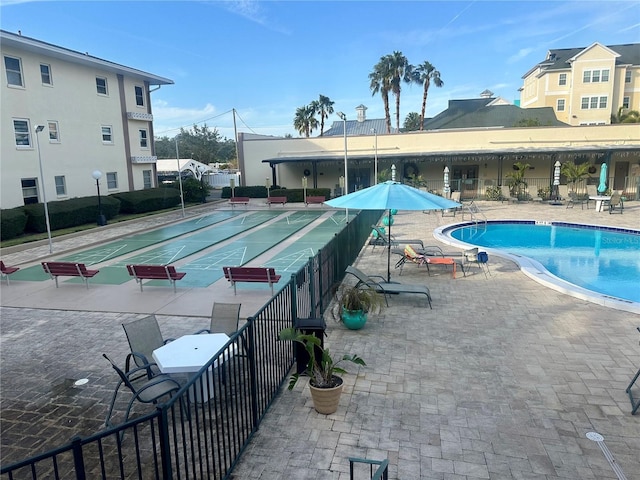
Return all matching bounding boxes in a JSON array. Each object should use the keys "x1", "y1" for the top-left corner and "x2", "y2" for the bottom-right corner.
[
  {"x1": 0, "y1": 29, "x2": 173, "y2": 86},
  {"x1": 323, "y1": 118, "x2": 398, "y2": 136},
  {"x1": 524, "y1": 42, "x2": 640, "y2": 76},
  {"x1": 423, "y1": 102, "x2": 566, "y2": 130}
]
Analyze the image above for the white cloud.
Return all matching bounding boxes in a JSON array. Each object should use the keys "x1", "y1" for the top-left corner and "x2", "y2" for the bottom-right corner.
[
  {"x1": 507, "y1": 48, "x2": 534, "y2": 64},
  {"x1": 152, "y1": 100, "x2": 219, "y2": 136}
]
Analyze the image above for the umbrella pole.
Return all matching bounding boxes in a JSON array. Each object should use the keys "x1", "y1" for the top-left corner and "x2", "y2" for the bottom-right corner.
[{"x1": 387, "y1": 209, "x2": 391, "y2": 283}]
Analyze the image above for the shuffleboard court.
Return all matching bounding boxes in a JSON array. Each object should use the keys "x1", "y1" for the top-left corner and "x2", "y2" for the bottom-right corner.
[
  {"x1": 9, "y1": 210, "x2": 266, "y2": 283},
  {"x1": 86, "y1": 210, "x2": 287, "y2": 285},
  {"x1": 171, "y1": 210, "x2": 328, "y2": 288}
]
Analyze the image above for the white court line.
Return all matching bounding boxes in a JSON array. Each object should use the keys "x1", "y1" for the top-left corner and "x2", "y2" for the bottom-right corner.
[
  {"x1": 89, "y1": 244, "x2": 129, "y2": 264},
  {"x1": 272, "y1": 249, "x2": 315, "y2": 271}
]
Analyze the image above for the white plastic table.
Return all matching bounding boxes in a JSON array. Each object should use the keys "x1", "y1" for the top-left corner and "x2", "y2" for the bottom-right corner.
[
  {"x1": 589, "y1": 195, "x2": 611, "y2": 212},
  {"x1": 153, "y1": 333, "x2": 231, "y2": 402}
]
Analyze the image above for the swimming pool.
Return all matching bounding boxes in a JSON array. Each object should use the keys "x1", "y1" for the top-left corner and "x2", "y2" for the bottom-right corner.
[{"x1": 436, "y1": 221, "x2": 640, "y2": 313}]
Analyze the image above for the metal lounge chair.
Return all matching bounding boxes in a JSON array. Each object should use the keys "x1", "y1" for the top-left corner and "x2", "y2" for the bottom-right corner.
[
  {"x1": 345, "y1": 266, "x2": 432, "y2": 309},
  {"x1": 607, "y1": 192, "x2": 624, "y2": 214},
  {"x1": 369, "y1": 225, "x2": 424, "y2": 251},
  {"x1": 566, "y1": 192, "x2": 589, "y2": 209},
  {"x1": 122, "y1": 315, "x2": 174, "y2": 378},
  {"x1": 103, "y1": 354, "x2": 182, "y2": 430}
]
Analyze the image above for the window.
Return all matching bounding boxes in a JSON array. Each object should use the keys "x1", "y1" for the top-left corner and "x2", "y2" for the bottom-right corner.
[
  {"x1": 40, "y1": 64, "x2": 52, "y2": 85},
  {"x1": 558, "y1": 73, "x2": 566, "y2": 86},
  {"x1": 581, "y1": 96, "x2": 608, "y2": 109},
  {"x1": 135, "y1": 85, "x2": 144, "y2": 106},
  {"x1": 48, "y1": 121, "x2": 60, "y2": 142},
  {"x1": 583, "y1": 69, "x2": 610, "y2": 83},
  {"x1": 143, "y1": 170, "x2": 152, "y2": 189},
  {"x1": 54, "y1": 175, "x2": 66, "y2": 195},
  {"x1": 4, "y1": 56, "x2": 23, "y2": 86},
  {"x1": 21, "y1": 178, "x2": 38, "y2": 204},
  {"x1": 557, "y1": 99, "x2": 565, "y2": 111},
  {"x1": 106, "y1": 172, "x2": 118, "y2": 189},
  {"x1": 625, "y1": 70, "x2": 632, "y2": 83},
  {"x1": 96, "y1": 77, "x2": 108, "y2": 95},
  {"x1": 623, "y1": 97, "x2": 630, "y2": 109},
  {"x1": 101, "y1": 125, "x2": 113, "y2": 143},
  {"x1": 13, "y1": 119, "x2": 31, "y2": 147},
  {"x1": 139, "y1": 129, "x2": 148, "y2": 148}
]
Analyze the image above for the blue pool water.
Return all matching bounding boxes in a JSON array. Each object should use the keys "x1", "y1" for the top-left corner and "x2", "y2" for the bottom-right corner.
[{"x1": 449, "y1": 222, "x2": 640, "y2": 304}]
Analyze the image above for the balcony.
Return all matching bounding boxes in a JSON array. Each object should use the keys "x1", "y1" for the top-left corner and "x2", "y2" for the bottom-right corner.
[
  {"x1": 130, "y1": 155, "x2": 157, "y2": 164},
  {"x1": 126, "y1": 111, "x2": 153, "y2": 121}
]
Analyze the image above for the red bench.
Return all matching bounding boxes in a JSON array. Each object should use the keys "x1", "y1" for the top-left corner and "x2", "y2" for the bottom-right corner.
[
  {"x1": 305, "y1": 195, "x2": 326, "y2": 206},
  {"x1": 229, "y1": 197, "x2": 250, "y2": 208},
  {"x1": 223, "y1": 266, "x2": 281, "y2": 296},
  {"x1": 266, "y1": 196, "x2": 288, "y2": 207},
  {"x1": 1, "y1": 260, "x2": 20, "y2": 285},
  {"x1": 126, "y1": 264, "x2": 186, "y2": 292},
  {"x1": 41, "y1": 261, "x2": 100, "y2": 289}
]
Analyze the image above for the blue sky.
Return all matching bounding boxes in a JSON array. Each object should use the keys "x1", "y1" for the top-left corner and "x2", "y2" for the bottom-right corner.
[{"x1": 2, "y1": 1, "x2": 639, "y2": 140}]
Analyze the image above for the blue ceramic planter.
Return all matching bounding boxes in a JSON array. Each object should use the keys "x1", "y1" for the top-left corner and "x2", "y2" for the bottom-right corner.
[{"x1": 341, "y1": 307, "x2": 367, "y2": 330}]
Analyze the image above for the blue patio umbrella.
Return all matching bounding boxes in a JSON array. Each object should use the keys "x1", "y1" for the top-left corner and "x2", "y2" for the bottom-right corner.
[
  {"x1": 325, "y1": 180, "x2": 462, "y2": 282},
  {"x1": 597, "y1": 162, "x2": 608, "y2": 194}
]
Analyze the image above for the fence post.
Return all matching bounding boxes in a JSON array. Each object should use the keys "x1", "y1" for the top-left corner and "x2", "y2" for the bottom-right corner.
[
  {"x1": 246, "y1": 316, "x2": 260, "y2": 432},
  {"x1": 70, "y1": 436, "x2": 86, "y2": 480},
  {"x1": 158, "y1": 406, "x2": 173, "y2": 480}
]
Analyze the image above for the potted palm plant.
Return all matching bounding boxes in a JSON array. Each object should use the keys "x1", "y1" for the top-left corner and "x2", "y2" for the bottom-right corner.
[
  {"x1": 333, "y1": 283, "x2": 385, "y2": 330},
  {"x1": 278, "y1": 327, "x2": 366, "y2": 414}
]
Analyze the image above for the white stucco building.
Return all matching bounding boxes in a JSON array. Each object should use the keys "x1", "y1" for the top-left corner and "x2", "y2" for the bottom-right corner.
[{"x1": 1, "y1": 30, "x2": 173, "y2": 209}]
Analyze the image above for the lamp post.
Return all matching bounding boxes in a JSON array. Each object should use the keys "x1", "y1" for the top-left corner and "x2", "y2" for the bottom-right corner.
[
  {"x1": 197, "y1": 165, "x2": 207, "y2": 203},
  {"x1": 266, "y1": 177, "x2": 271, "y2": 200},
  {"x1": 371, "y1": 128, "x2": 378, "y2": 185},
  {"x1": 302, "y1": 176, "x2": 308, "y2": 203},
  {"x1": 337, "y1": 112, "x2": 348, "y2": 195},
  {"x1": 91, "y1": 170, "x2": 107, "y2": 226},
  {"x1": 174, "y1": 134, "x2": 186, "y2": 217},
  {"x1": 34, "y1": 125, "x2": 53, "y2": 252}
]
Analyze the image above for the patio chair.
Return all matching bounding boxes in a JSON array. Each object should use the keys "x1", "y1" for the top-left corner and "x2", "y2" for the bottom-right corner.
[
  {"x1": 0, "y1": 260, "x2": 20, "y2": 285},
  {"x1": 608, "y1": 192, "x2": 624, "y2": 214},
  {"x1": 463, "y1": 248, "x2": 490, "y2": 278},
  {"x1": 566, "y1": 192, "x2": 589, "y2": 210},
  {"x1": 103, "y1": 354, "x2": 182, "y2": 430},
  {"x1": 345, "y1": 265, "x2": 432, "y2": 309},
  {"x1": 122, "y1": 315, "x2": 174, "y2": 379},
  {"x1": 195, "y1": 302, "x2": 241, "y2": 335}
]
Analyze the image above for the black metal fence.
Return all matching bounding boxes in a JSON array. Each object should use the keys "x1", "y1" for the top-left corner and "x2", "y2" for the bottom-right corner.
[{"x1": 1, "y1": 209, "x2": 382, "y2": 480}]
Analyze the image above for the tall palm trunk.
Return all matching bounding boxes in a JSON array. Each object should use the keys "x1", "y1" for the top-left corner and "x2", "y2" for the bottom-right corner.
[
  {"x1": 420, "y1": 78, "x2": 431, "y2": 131},
  {"x1": 395, "y1": 91, "x2": 401, "y2": 132},
  {"x1": 383, "y1": 91, "x2": 392, "y2": 134}
]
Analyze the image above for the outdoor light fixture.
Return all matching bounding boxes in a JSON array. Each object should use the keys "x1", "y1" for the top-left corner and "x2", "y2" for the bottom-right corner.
[
  {"x1": 302, "y1": 176, "x2": 308, "y2": 203},
  {"x1": 34, "y1": 125, "x2": 53, "y2": 253},
  {"x1": 174, "y1": 134, "x2": 186, "y2": 217},
  {"x1": 91, "y1": 170, "x2": 107, "y2": 226},
  {"x1": 336, "y1": 112, "x2": 348, "y2": 196}
]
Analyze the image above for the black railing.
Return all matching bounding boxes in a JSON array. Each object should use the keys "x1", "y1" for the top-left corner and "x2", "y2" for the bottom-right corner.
[{"x1": 1, "y1": 209, "x2": 383, "y2": 480}]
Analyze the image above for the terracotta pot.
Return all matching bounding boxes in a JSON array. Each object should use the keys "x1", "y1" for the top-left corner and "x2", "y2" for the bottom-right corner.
[{"x1": 309, "y1": 375, "x2": 343, "y2": 414}]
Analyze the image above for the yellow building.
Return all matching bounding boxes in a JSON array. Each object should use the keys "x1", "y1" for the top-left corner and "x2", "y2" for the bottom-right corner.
[{"x1": 520, "y1": 42, "x2": 639, "y2": 126}]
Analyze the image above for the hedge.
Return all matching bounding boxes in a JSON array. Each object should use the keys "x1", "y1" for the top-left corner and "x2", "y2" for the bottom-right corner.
[
  {"x1": 0, "y1": 207, "x2": 28, "y2": 241},
  {"x1": 111, "y1": 187, "x2": 181, "y2": 214},
  {"x1": 24, "y1": 196, "x2": 121, "y2": 234}
]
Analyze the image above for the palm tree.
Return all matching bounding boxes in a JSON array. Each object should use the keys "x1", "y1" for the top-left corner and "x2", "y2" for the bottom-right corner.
[
  {"x1": 388, "y1": 51, "x2": 412, "y2": 132},
  {"x1": 561, "y1": 161, "x2": 591, "y2": 194},
  {"x1": 403, "y1": 112, "x2": 421, "y2": 131},
  {"x1": 293, "y1": 104, "x2": 318, "y2": 137},
  {"x1": 611, "y1": 106, "x2": 640, "y2": 123},
  {"x1": 313, "y1": 95, "x2": 334, "y2": 136},
  {"x1": 413, "y1": 61, "x2": 443, "y2": 131},
  {"x1": 369, "y1": 56, "x2": 394, "y2": 134}
]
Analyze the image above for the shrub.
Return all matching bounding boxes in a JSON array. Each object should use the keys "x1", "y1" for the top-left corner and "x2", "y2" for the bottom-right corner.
[
  {"x1": 0, "y1": 207, "x2": 28, "y2": 240},
  {"x1": 484, "y1": 185, "x2": 504, "y2": 201},
  {"x1": 111, "y1": 188, "x2": 180, "y2": 214},
  {"x1": 24, "y1": 196, "x2": 121, "y2": 233}
]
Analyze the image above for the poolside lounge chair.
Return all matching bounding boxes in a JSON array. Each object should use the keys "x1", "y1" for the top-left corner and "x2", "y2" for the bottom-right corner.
[
  {"x1": 566, "y1": 192, "x2": 589, "y2": 210},
  {"x1": 345, "y1": 266, "x2": 432, "y2": 309},
  {"x1": 393, "y1": 245, "x2": 465, "y2": 278},
  {"x1": 369, "y1": 225, "x2": 424, "y2": 251},
  {"x1": 607, "y1": 192, "x2": 624, "y2": 214}
]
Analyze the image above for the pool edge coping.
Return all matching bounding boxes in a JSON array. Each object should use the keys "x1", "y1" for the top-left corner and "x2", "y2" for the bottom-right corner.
[{"x1": 433, "y1": 220, "x2": 640, "y2": 315}]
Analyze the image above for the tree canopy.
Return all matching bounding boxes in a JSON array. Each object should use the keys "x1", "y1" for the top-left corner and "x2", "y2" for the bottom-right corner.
[{"x1": 154, "y1": 124, "x2": 237, "y2": 166}]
